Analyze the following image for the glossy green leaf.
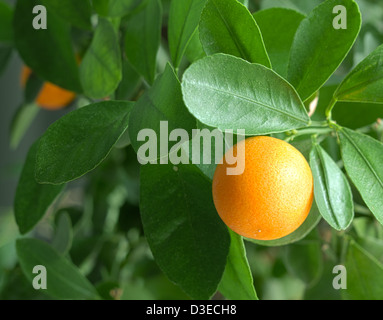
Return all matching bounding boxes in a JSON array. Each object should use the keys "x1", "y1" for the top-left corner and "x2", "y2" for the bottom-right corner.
[
  {"x1": 260, "y1": 0, "x2": 322, "y2": 14},
  {"x1": 287, "y1": 0, "x2": 361, "y2": 101},
  {"x1": 115, "y1": 59, "x2": 141, "y2": 100},
  {"x1": 129, "y1": 64, "x2": 196, "y2": 161},
  {"x1": 140, "y1": 163, "x2": 230, "y2": 299},
  {"x1": 168, "y1": 0, "x2": 207, "y2": 68},
  {"x1": 184, "y1": 28, "x2": 206, "y2": 64},
  {"x1": 357, "y1": 236, "x2": 383, "y2": 264},
  {"x1": 0, "y1": 1, "x2": 13, "y2": 44},
  {"x1": 182, "y1": 120, "x2": 232, "y2": 181},
  {"x1": 310, "y1": 143, "x2": 354, "y2": 230},
  {"x1": 92, "y1": 0, "x2": 109, "y2": 15},
  {"x1": 310, "y1": 85, "x2": 337, "y2": 122},
  {"x1": 13, "y1": 0, "x2": 81, "y2": 92},
  {"x1": 93, "y1": 0, "x2": 137, "y2": 17},
  {"x1": 14, "y1": 142, "x2": 65, "y2": 235},
  {"x1": 338, "y1": 128, "x2": 383, "y2": 225},
  {"x1": 124, "y1": 0, "x2": 162, "y2": 84},
  {"x1": 23, "y1": 72, "x2": 44, "y2": 104},
  {"x1": 253, "y1": 8, "x2": 305, "y2": 77},
  {"x1": 35, "y1": 101, "x2": 134, "y2": 185},
  {"x1": 16, "y1": 238, "x2": 99, "y2": 300},
  {"x1": 334, "y1": 44, "x2": 383, "y2": 103},
  {"x1": 182, "y1": 54, "x2": 309, "y2": 135},
  {"x1": 199, "y1": 0, "x2": 270, "y2": 67},
  {"x1": 343, "y1": 240, "x2": 383, "y2": 300},
  {"x1": 80, "y1": 19, "x2": 122, "y2": 99},
  {"x1": 42, "y1": 0, "x2": 92, "y2": 30},
  {"x1": 218, "y1": 230, "x2": 258, "y2": 300},
  {"x1": 304, "y1": 260, "x2": 342, "y2": 300},
  {"x1": 238, "y1": 0, "x2": 248, "y2": 6}
]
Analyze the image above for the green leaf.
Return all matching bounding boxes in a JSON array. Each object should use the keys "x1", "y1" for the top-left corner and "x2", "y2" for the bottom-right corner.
[
  {"x1": 16, "y1": 238, "x2": 99, "y2": 300},
  {"x1": 182, "y1": 120, "x2": 232, "y2": 181},
  {"x1": 184, "y1": 28, "x2": 206, "y2": 64},
  {"x1": 238, "y1": 0, "x2": 248, "y2": 6},
  {"x1": 124, "y1": 0, "x2": 162, "y2": 84},
  {"x1": 181, "y1": 54, "x2": 309, "y2": 135},
  {"x1": 343, "y1": 240, "x2": 383, "y2": 300},
  {"x1": 140, "y1": 163, "x2": 230, "y2": 299},
  {"x1": 199, "y1": 0, "x2": 270, "y2": 67},
  {"x1": 10, "y1": 103, "x2": 40, "y2": 150},
  {"x1": 311, "y1": 84, "x2": 383, "y2": 129},
  {"x1": 52, "y1": 212, "x2": 73, "y2": 255},
  {"x1": 80, "y1": 19, "x2": 122, "y2": 99},
  {"x1": 218, "y1": 230, "x2": 258, "y2": 300},
  {"x1": 260, "y1": 0, "x2": 322, "y2": 15},
  {"x1": 14, "y1": 141, "x2": 65, "y2": 235},
  {"x1": 310, "y1": 85, "x2": 337, "y2": 122},
  {"x1": 115, "y1": 59, "x2": 141, "y2": 100},
  {"x1": 338, "y1": 127, "x2": 383, "y2": 225},
  {"x1": 310, "y1": 142, "x2": 354, "y2": 230},
  {"x1": 13, "y1": 0, "x2": 82, "y2": 92},
  {"x1": 304, "y1": 260, "x2": 342, "y2": 300},
  {"x1": 42, "y1": 0, "x2": 92, "y2": 30},
  {"x1": 0, "y1": 1, "x2": 13, "y2": 44},
  {"x1": 253, "y1": 8, "x2": 305, "y2": 77},
  {"x1": 23, "y1": 72, "x2": 44, "y2": 104},
  {"x1": 93, "y1": 0, "x2": 138, "y2": 17},
  {"x1": 129, "y1": 64, "x2": 196, "y2": 161},
  {"x1": 357, "y1": 236, "x2": 383, "y2": 264},
  {"x1": 168, "y1": 0, "x2": 207, "y2": 68},
  {"x1": 333, "y1": 101, "x2": 383, "y2": 129},
  {"x1": 287, "y1": 0, "x2": 361, "y2": 101},
  {"x1": 283, "y1": 232, "x2": 323, "y2": 286},
  {"x1": 334, "y1": 44, "x2": 383, "y2": 104},
  {"x1": 35, "y1": 101, "x2": 134, "y2": 185}
]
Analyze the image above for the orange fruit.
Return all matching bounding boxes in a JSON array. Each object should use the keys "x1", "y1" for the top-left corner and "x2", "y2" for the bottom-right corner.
[
  {"x1": 212, "y1": 136, "x2": 314, "y2": 241},
  {"x1": 21, "y1": 66, "x2": 76, "y2": 110}
]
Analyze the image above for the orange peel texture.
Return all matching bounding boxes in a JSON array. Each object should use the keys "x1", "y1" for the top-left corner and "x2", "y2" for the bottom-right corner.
[{"x1": 212, "y1": 136, "x2": 314, "y2": 241}]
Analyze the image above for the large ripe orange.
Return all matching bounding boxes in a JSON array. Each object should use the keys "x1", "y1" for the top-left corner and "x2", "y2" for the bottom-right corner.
[
  {"x1": 21, "y1": 66, "x2": 75, "y2": 110},
  {"x1": 212, "y1": 136, "x2": 314, "y2": 241}
]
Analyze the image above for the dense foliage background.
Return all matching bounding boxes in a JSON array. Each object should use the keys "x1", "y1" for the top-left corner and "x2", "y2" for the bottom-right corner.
[{"x1": 0, "y1": 0, "x2": 383, "y2": 300}]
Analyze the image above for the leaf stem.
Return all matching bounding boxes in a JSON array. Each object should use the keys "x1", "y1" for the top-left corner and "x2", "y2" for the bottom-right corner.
[
  {"x1": 285, "y1": 126, "x2": 334, "y2": 142},
  {"x1": 325, "y1": 97, "x2": 338, "y2": 120},
  {"x1": 310, "y1": 120, "x2": 329, "y2": 127},
  {"x1": 311, "y1": 134, "x2": 318, "y2": 145}
]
